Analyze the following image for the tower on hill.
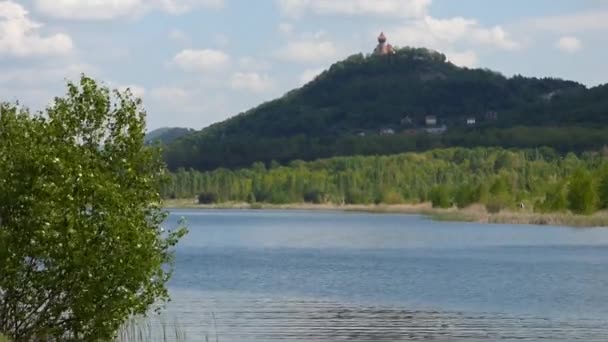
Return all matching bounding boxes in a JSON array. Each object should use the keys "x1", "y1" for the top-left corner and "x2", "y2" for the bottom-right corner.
[{"x1": 374, "y1": 32, "x2": 395, "y2": 55}]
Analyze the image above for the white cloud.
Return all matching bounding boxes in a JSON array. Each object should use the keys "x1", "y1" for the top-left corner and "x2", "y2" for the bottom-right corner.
[
  {"x1": 0, "y1": 63, "x2": 96, "y2": 86},
  {"x1": 556, "y1": 36, "x2": 582, "y2": 54},
  {"x1": 35, "y1": 0, "x2": 143, "y2": 20},
  {"x1": 446, "y1": 51, "x2": 478, "y2": 67},
  {"x1": 532, "y1": 10, "x2": 608, "y2": 33},
  {"x1": 277, "y1": 0, "x2": 431, "y2": 18},
  {"x1": 230, "y1": 72, "x2": 275, "y2": 93},
  {"x1": 156, "y1": 0, "x2": 224, "y2": 14},
  {"x1": 390, "y1": 16, "x2": 520, "y2": 51},
  {"x1": 173, "y1": 49, "x2": 230, "y2": 72},
  {"x1": 278, "y1": 22, "x2": 294, "y2": 35},
  {"x1": 238, "y1": 57, "x2": 271, "y2": 71},
  {"x1": 150, "y1": 86, "x2": 189, "y2": 101},
  {"x1": 299, "y1": 67, "x2": 325, "y2": 84},
  {"x1": 0, "y1": 62, "x2": 99, "y2": 113},
  {"x1": 0, "y1": 1, "x2": 73, "y2": 57},
  {"x1": 277, "y1": 39, "x2": 338, "y2": 63},
  {"x1": 35, "y1": 0, "x2": 224, "y2": 20}
]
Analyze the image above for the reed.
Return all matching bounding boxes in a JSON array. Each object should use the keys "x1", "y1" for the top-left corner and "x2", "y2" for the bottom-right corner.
[{"x1": 115, "y1": 317, "x2": 187, "y2": 342}]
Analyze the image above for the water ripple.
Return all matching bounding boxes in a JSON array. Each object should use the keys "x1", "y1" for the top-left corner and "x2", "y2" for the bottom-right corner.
[{"x1": 151, "y1": 294, "x2": 608, "y2": 341}]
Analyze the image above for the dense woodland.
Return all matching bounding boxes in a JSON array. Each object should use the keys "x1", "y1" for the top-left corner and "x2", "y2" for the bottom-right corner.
[
  {"x1": 162, "y1": 48, "x2": 608, "y2": 171},
  {"x1": 162, "y1": 148, "x2": 608, "y2": 215}
]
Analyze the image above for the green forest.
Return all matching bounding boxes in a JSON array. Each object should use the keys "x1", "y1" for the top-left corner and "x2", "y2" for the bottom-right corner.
[
  {"x1": 162, "y1": 147, "x2": 608, "y2": 215},
  {"x1": 162, "y1": 47, "x2": 608, "y2": 171}
]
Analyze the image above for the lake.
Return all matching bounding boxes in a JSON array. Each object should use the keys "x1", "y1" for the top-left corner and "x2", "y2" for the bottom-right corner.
[{"x1": 158, "y1": 209, "x2": 608, "y2": 341}]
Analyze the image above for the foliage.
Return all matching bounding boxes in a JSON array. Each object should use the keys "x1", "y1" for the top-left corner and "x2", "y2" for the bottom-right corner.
[
  {"x1": 162, "y1": 47, "x2": 608, "y2": 171},
  {"x1": 536, "y1": 182, "x2": 568, "y2": 213},
  {"x1": 430, "y1": 186, "x2": 451, "y2": 208},
  {"x1": 161, "y1": 147, "x2": 608, "y2": 215},
  {"x1": 0, "y1": 76, "x2": 187, "y2": 341},
  {"x1": 599, "y1": 166, "x2": 608, "y2": 209},
  {"x1": 198, "y1": 192, "x2": 218, "y2": 204},
  {"x1": 453, "y1": 184, "x2": 477, "y2": 209},
  {"x1": 567, "y1": 168, "x2": 598, "y2": 215}
]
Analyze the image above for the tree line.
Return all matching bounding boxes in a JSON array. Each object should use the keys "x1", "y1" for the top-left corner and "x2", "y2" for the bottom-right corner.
[{"x1": 162, "y1": 147, "x2": 608, "y2": 215}]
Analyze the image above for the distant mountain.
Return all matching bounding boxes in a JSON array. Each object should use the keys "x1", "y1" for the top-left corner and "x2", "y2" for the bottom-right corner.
[
  {"x1": 145, "y1": 127, "x2": 194, "y2": 145},
  {"x1": 163, "y1": 47, "x2": 608, "y2": 171}
]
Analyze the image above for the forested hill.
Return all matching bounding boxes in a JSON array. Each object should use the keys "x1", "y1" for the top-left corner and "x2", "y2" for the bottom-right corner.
[
  {"x1": 164, "y1": 47, "x2": 608, "y2": 171},
  {"x1": 145, "y1": 127, "x2": 194, "y2": 145}
]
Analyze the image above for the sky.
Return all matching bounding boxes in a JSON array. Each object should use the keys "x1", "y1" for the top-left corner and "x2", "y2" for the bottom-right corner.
[{"x1": 1, "y1": 0, "x2": 608, "y2": 131}]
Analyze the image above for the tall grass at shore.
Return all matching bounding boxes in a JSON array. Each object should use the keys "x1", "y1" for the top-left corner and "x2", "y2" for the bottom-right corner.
[
  {"x1": 163, "y1": 199, "x2": 608, "y2": 228},
  {"x1": 115, "y1": 315, "x2": 221, "y2": 342},
  {"x1": 115, "y1": 317, "x2": 187, "y2": 342}
]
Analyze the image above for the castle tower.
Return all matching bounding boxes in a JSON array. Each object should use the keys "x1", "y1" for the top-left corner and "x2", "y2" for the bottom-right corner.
[{"x1": 374, "y1": 32, "x2": 395, "y2": 55}]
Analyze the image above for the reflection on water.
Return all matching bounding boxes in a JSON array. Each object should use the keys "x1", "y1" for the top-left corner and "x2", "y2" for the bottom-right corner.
[
  {"x1": 156, "y1": 291, "x2": 608, "y2": 341},
  {"x1": 156, "y1": 209, "x2": 608, "y2": 341}
]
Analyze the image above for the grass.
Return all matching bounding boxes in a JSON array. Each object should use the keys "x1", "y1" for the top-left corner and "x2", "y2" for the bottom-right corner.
[
  {"x1": 164, "y1": 199, "x2": 608, "y2": 228},
  {"x1": 115, "y1": 315, "x2": 221, "y2": 342},
  {"x1": 115, "y1": 317, "x2": 188, "y2": 342},
  {"x1": 0, "y1": 319, "x2": 199, "y2": 342}
]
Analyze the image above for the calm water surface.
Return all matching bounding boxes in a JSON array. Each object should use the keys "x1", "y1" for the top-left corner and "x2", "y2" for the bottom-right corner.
[{"x1": 157, "y1": 209, "x2": 608, "y2": 341}]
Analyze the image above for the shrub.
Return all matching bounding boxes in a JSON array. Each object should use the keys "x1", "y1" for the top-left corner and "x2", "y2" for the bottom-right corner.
[
  {"x1": 536, "y1": 182, "x2": 568, "y2": 213},
  {"x1": 303, "y1": 190, "x2": 325, "y2": 204},
  {"x1": 485, "y1": 197, "x2": 506, "y2": 214},
  {"x1": 567, "y1": 168, "x2": 598, "y2": 215},
  {"x1": 599, "y1": 166, "x2": 608, "y2": 209},
  {"x1": 0, "y1": 76, "x2": 187, "y2": 341},
  {"x1": 430, "y1": 185, "x2": 451, "y2": 208},
  {"x1": 454, "y1": 184, "x2": 476, "y2": 209},
  {"x1": 380, "y1": 190, "x2": 404, "y2": 205},
  {"x1": 198, "y1": 192, "x2": 218, "y2": 204}
]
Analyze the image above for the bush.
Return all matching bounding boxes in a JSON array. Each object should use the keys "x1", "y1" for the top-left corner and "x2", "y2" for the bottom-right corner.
[
  {"x1": 430, "y1": 185, "x2": 451, "y2": 208},
  {"x1": 380, "y1": 189, "x2": 404, "y2": 205},
  {"x1": 303, "y1": 190, "x2": 325, "y2": 204},
  {"x1": 454, "y1": 184, "x2": 476, "y2": 208},
  {"x1": 0, "y1": 76, "x2": 187, "y2": 341},
  {"x1": 567, "y1": 168, "x2": 598, "y2": 215},
  {"x1": 536, "y1": 182, "x2": 568, "y2": 213},
  {"x1": 599, "y1": 166, "x2": 608, "y2": 209},
  {"x1": 198, "y1": 192, "x2": 218, "y2": 204},
  {"x1": 485, "y1": 197, "x2": 506, "y2": 214}
]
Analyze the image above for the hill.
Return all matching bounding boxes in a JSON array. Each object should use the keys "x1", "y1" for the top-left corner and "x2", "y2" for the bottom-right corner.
[
  {"x1": 163, "y1": 47, "x2": 608, "y2": 171},
  {"x1": 145, "y1": 127, "x2": 194, "y2": 145}
]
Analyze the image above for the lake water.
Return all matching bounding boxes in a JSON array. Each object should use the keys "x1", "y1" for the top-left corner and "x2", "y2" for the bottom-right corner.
[{"x1": 158, "y1": 209, "x2": 608, "y2": 341}]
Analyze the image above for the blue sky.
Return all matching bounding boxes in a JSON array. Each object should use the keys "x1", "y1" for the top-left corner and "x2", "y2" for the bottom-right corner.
[{"x1": 1, "y1": 0, "x2": 607, "y2": 130}]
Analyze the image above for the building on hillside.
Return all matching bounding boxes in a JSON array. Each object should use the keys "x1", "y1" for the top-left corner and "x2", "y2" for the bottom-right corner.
[
  {"x1": 380, "y1": 128, "x2": 395, "y2": 136},
  {"x1": 374, "y1": 32, "x2": 395, "y2": 55},
  {"x1": 425, "y1": 125, "x2": 447, "y2": 135},
  {"x1": 466, "y1": 117, "x2": 476, "y2": 125},
  {"x1": 485, "y1": 111, "x2": 498, "y2": 121},
  {"x1": 400, "y1": 115, "x2": 413, "y2": 126},
  {"x1": 425, "y1": 115, "x2": 437, "y2": 126}
]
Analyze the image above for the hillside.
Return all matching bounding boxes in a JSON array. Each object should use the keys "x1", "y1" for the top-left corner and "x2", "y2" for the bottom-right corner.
[
  {"x1": 163, "y1": 47, "x2": 608, "y2": 171},
  {"x1": 145, "y1": 127, "x2": 193, "y2": 145}
]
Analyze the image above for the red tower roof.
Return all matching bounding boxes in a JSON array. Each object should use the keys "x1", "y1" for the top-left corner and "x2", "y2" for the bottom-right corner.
[{"x1": 378, "y1": 32, "x2": 387, "y2": 43}]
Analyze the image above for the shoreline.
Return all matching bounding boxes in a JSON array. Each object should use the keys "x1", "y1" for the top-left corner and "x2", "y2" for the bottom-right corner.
[{"x1": 163, "y1": 200, "x2": 608, "y2": 228}]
